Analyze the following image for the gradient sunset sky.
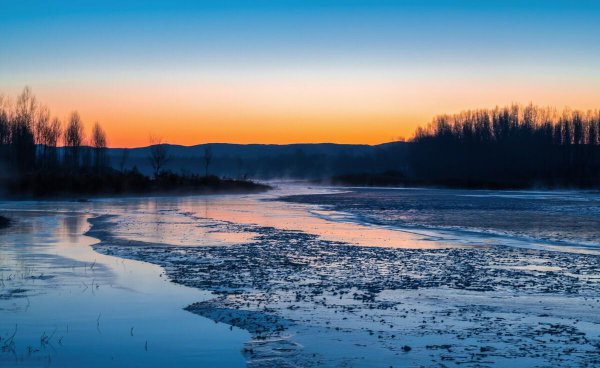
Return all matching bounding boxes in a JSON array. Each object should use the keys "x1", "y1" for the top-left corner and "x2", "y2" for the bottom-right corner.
[{"x1": 2, "y1": 0, "x2": 600, "y2": 147}]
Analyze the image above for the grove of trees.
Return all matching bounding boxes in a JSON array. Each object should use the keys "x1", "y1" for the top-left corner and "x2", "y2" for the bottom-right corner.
[
  {"x1": 0, "y1": 87, "x2": 268, "y2": 197},
  {"x1": 0, "y1": 87, "x2": 108, "y2": 176},
  {"x1": 409, "y1": 104, "x2": 600, "y2": 188}
]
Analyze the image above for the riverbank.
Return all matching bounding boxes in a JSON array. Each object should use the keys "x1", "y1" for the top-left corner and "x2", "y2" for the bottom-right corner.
[
  {"x1": 0, "y1": 209, "x2": 248, "y2": 367},
  {"x1": 89, "y1": 216, "x2": 600, "y2": 367},
  {"x1": 3, "y1": 188, "x2": 600, "y2": 367},
  {"x1": 84, "y1": 188, "x2": 600, "y2": 367},
  {"x1": 1, "y1": 170, "x2": 270, "y2": 199}
]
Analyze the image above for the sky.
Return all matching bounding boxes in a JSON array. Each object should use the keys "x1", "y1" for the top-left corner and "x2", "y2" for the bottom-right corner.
[{"x1": 1, "y1": 0, "x2": 600, "y2": 147}]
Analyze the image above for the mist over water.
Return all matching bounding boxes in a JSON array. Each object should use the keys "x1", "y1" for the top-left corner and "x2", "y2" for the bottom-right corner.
[{"x1": 2, "y1": 186, "x2": 600, "y2": 367}]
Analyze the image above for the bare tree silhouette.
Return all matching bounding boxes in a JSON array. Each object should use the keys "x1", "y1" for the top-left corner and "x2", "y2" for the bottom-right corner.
[
  {"x1": 92, "y1": 122, "x2": 108, "y2": 172},
  {"x1": 64, "y1": 111, "x2": 85, "y2": 170},
  {"x1": 11, "y1": 87, "x2": 37, "y2": 171},
  {"x1": 45, "y1": 117, "x2": 62, "y2": 167},
  {"x1": 148, "y1": 135, "x2": 169, "y2": 178},
  {"x1": 0, "y1": 98, "x2": 10, "y2": 164},
  {"x1": 34, "y1": 105, "x2": 50, "y2": 152}
]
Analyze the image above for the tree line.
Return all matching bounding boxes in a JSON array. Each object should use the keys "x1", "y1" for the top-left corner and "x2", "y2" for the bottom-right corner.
[
  {"x1": 0, "y1": 87, "x2": 108, "y2": 175},
  {"x1": 3, "y1": 86, "x2": 599, "y2": 191},
  {"x1": 0, "y1": 87, "x2": 267, "y2": 197},
  {"x1": 408, "y1": 104, "x2": 600, "y2": 188}
]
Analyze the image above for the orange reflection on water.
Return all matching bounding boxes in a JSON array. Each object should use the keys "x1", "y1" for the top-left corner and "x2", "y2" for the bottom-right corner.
[{"x1": 173, "y1": 195, "x2": 458, "y2": 249}]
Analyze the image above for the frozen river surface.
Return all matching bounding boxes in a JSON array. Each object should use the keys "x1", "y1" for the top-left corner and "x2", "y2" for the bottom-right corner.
[{"x1": 1, "y1": 185, "x2": 600, "y2": 367}]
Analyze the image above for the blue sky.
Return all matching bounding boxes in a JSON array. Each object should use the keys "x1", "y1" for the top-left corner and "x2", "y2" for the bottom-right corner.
[
  {"x1": 3, "y1": 1, "x2": 600, "y2": 67},
  {"x1": 1, "y1": 0, "x2": 599, "y2": 146}
]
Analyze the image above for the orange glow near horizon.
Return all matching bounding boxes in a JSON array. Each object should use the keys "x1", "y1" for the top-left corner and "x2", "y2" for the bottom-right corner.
[
  {"x1": 4, "y1": 71, "x2": 600, "y2": 148},
  {"x1": 4, "y1": 2, "x2": 600, "y2": 148}
]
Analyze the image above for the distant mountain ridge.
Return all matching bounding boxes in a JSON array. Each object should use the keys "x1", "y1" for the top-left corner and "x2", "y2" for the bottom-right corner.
[
  {"x1": 110, "y1": 142, "x2": 389, "y2": 157},
  {"x1": 104, "y1": 142, "x2": 409, "y2": 179}
]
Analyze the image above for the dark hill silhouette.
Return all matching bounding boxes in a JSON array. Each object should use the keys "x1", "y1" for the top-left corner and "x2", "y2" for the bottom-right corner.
[{"x1": 104, "y1": 142, "x2": 410, "y2": 179}]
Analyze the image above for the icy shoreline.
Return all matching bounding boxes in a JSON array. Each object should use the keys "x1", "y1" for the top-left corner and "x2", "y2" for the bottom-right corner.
[
  {"x1": 0, "y1": 210, "x2": 248, "y2": 367},
  {"x1": 88, "y1": 211, "x2": 600, "y2": 367},
  {"x1": 3, "y1": 187, "x2": 600, "y2": 367}
]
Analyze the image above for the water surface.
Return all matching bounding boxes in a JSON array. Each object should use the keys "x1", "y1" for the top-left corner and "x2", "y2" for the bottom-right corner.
[
  {"x1": 1, "y1": 185, "x2": 600, "y2": 367},
  {"x1": 0, "y1": 210, "x2": 248, "y2": 367}
]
